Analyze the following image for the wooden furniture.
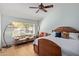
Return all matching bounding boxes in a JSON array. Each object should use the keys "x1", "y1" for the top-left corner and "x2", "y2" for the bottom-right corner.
[
  {"x1": 34, "y1": 38, "x2": 61, "y2": 56},
  {"x1": 38, "y1": 38, "x2": 61, "y2": 56},
  {"x1": 54, "y1": 26, "x2": 79, "y2": 33},
  {"x1": 33, "y1": 26, "x2": 79, "y2": 56}
]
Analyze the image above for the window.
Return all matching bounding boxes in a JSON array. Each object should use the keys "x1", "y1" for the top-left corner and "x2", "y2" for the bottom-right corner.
[{"x1": 12, "y1": 21, "x2": 35, "y2": 37}]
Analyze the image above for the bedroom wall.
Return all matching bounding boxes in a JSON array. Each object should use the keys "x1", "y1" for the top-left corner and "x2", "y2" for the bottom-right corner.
[
  {"x1": 40, "y1": 3, "x2": 79, "y2": 33},
  {"x1": 0, "y1": 14, "x2": 1, "y2": 49},
  {"x1": 1, "y1": 15, "x2": 40, "y2": 47}
]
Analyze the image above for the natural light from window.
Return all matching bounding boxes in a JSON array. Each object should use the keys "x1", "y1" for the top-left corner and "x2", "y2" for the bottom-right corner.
[{"x1": 12, "y1": 21, "x2": 35, "y2": 37}]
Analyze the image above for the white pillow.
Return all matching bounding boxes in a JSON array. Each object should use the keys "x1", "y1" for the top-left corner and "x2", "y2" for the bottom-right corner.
[
  {"x1": 69, "y1": 33, "x2": 79, "y2": 40},
  {"x1": 51, "y1": 31, "x2": 56, "y2": 36}
]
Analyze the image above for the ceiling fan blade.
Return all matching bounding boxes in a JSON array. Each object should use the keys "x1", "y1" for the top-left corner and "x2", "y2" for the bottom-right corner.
[
  {"x1": 40, "y1": 3, "x2": 44, "y2": 6},
  {"x1": 42, "y1": 8, "x2": 47, "y2": 12},
  {"x1": 36, "y1": 9, "x2": 39, "y2": 13},
  {"x1": 44, "y1": 5, "x2": 53, "y2": 8},
  {"x1": 29, "y1": 7, "x2": 38, "y2": 8}
]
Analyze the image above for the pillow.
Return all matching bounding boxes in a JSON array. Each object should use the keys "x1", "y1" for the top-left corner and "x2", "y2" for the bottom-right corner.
[
  {"x1": 55, "y1": 32, "x2": 61, "y2": 37},
  {"x1": 69, "y1": 33, "x2": 79, "y2": 40},
  {"x1": 51, "y1": 31, "x2": 56, "y2": 36},
  {"x1": 39, "y1": 32, "x2": 48, "y2": 37},
  {"x1": 39, "y1": 32, "x2": 45, "y2": 37},
  {"x1": 62, "y1": 32, "x2": 69, "y2": 39},
  {"x1": 46, "y1": 33, "x2": 51, "y2": 36}
]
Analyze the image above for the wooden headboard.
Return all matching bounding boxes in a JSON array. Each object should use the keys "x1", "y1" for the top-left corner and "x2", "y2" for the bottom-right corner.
[{"x1": 53, "y1": 26, "x2": 79, "y2": 33}]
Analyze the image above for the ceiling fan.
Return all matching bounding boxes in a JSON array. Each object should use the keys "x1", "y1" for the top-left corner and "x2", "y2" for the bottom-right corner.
[{"x1": 29, "y1": 3, "x2": 53, "y2": 13}]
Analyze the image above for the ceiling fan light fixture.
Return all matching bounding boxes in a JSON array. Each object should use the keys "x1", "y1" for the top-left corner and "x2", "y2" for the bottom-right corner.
[{"x1": 29, "y1": 3, "x2": 53, "y2": 13}]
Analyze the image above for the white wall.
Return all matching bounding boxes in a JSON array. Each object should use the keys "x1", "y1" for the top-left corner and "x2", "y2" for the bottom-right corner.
[
  {"x1": 40, "y1": 3, "x2": 79, "y2": 33},
  {"x1": 0, "y1": 14, "x2": 1, "y2": 48},
  {"x1": 1, "y1": 15, "x2": 40, "y2": 47}
]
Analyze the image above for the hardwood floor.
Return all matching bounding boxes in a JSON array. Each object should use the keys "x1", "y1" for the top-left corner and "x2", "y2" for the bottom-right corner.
[{"x1": 0, "y1": 42, "x2": 37, "y2": 56}]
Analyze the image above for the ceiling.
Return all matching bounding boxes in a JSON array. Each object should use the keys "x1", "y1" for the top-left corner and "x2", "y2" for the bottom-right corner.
[{"x1": 0, "y1": 3, "x2": 54, "y2": 20}]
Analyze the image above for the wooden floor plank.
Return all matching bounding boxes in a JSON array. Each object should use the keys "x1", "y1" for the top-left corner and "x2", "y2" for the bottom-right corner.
[{"x1": 0, "y1": 42, "x2": 37, "y2": 56}]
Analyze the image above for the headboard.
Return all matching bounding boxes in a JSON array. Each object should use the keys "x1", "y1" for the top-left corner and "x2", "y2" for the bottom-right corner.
[{"x1": 53, "y1": 26, "x2": 79, "y2": 33}]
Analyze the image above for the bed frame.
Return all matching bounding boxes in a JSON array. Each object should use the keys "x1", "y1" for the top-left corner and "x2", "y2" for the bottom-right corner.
[{"x1": 33, "y1": 26, "x2": 79, "y2": 56}]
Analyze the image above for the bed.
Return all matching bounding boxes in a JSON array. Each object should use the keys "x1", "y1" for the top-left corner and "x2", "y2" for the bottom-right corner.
[{"x1": 33, "y1": 26, "x2": 79, "y2": 56}]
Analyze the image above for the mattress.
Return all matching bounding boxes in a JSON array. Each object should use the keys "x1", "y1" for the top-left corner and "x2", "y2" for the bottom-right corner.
[{"x1": 33, "y1": 35, "x2": 79, "y2": 56}]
